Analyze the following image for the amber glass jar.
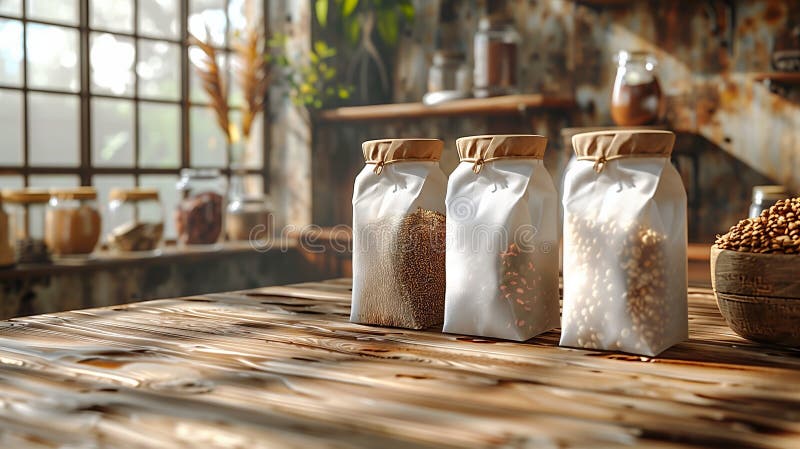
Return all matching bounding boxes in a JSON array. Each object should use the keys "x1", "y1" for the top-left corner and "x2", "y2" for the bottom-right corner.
[
  {"x1": 473, "y1": 15, "x2": 520, "y2": 98},
  {"x1": 107, "y1": 188, "x2": 164, "y2": 254},
  {"x1": 3, "y1": 189, "x2": 51, "y2": 264},
  {"x1": 611, "y1": 51, "x2": 662, "y2": 126},
  {"x1": 0, "y1": 193, "x2": 15, "y2": 268},
  {"x1": 45, "y1": 187, "x2": 102, "y2": 257}
]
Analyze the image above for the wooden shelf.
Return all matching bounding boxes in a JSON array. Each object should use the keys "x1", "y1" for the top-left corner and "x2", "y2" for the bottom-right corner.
[
  {"x1": 316, "y1": 94, "x2": 576, "y2": 123},
  {"x1": 752, "y1": 72, "x2": 800, "y2": 85}
]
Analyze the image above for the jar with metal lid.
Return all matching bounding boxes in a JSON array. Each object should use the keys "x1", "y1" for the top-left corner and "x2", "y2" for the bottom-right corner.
[
  {"x1": 611, "y1": 51, "x2": 662, "y2": 126},
  {"x1": 423, "y1": 50, "x2": 471, "y2": 105},
  {"x1": 176, "y1": 168, "x2": 226, "y2": 247},
  {"x1": 3, "y1": 189, "x2": 52, "y2": 264},
  {"x1": 749, "y1": 185, "x2": 791, "y2": 218},
  {"x1": 226, "y1": 196, "x2": 272, "y2": 242},
  {"x1": 107, "y1": 188, "x2": 164, "y2": 254},
  {"x1": 45, "y1": 187, "x2": 102, "y2": 257},
  {"x1": 0, "y1": 193, "x2": 15, "y2": 268},
  {"x1": 473, "y1": 14, "x2": 520, "y2": 98}
]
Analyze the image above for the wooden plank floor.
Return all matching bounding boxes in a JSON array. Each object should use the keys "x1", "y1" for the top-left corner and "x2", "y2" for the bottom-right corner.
[{"x1": 0, "y1": 279, "x2": 798, "y2": 448}]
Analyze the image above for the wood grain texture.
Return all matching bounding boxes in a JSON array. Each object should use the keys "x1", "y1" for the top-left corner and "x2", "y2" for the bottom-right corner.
[
  {"x1": 710, "y1": 245, "x2": 800, "y2": 299},
  {"x1": 1, "y1": 279, "x2": 799, "y2": 448}
]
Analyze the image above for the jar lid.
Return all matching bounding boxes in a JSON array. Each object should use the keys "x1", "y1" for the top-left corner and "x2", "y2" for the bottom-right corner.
[
  {"x1": 1, "y1": 188, "x2": 51, "y2": 204},
  {"x1": 752, "y1": 185, "x2": 790, "y2": 203},
  {"x1": 50, "y1": 187, "x2": 97, "y2": 201},
  {"x1": 110, "y1": 188, "x2": 159, "y2": 202}
]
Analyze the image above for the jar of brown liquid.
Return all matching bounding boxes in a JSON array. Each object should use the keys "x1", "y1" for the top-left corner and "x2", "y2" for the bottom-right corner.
[
  {"x1": 473, "y1": 15, "x2": 520, "y2": 98},
  {"x1": 45, "y1": 187, "x2": 102, "y2": 257},
  {"x1": 611, "y1": 51, "x2": 662, "y2": 126}
]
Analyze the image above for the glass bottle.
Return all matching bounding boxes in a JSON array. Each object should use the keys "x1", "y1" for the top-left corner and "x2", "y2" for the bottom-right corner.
[
  {"x1": 226, "y1": 170, "x2": 271, "y2": 242},
  {"x1": 176, "y1": 168, "x2": 226, "y2": 247},
  {"x1": 473, "y1": 13, "x2": 520, "y2": 98},
  {"x1": 0, "y1": 193, "x2": 14, "y2": 268},
  {"x1": 749, "y1": 185, "x2": 790, "y2": 218},
  {"x1": 45, "y1": 187, "x2": 102, "y2": 257},
  {"x1": 611, "y1": 51, "x2": 662, "y2": 126},
  {"x1": 3, "y1": 189, "x2": 52, "y2": 264},
  {"x1": 107, "y1": 188, "x2": 165, "y2": 254}
]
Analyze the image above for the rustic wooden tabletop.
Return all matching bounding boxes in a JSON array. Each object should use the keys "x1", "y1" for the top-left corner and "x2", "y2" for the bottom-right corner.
[{"x1": 0, "y1": 278, "x2": 798, "y2": 448}]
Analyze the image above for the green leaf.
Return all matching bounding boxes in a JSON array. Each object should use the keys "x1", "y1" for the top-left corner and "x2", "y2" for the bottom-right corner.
[
  {"x1": 315, "y1": 0, "x2": 328, "y2": 27},
  {"x1": 399, "y1": 1, "x2": 414, "y2": 21},
  {"x1": 345, "y1": 17, "x2": 360, "y2": 44},
  {"x1": 342, "y1": 0, "x2": 358, "y2": 17},
  {"x1": 377, "y1": 10, "x2": 398, "y2": 45}
]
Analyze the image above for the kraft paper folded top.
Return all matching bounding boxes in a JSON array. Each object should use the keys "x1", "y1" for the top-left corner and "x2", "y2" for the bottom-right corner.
[
  {"x1": 572, "y1": 130, "x2": 675, "y2": 173},
  {"x1": 456, "y1": 135, "x2": 548, "y2": 173},
  {"x1": 362, "y1": 138, "x2": 443, "y2": 163}
]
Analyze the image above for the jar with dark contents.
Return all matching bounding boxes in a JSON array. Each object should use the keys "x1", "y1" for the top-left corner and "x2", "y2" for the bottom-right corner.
[
  {"x1": 473, "y1": 14, "x2": 520, "y2": 98},
  {"x1": 0, "y1": 193, "x2": 15, "y2": 268},
  {"x1": 2, "y1": 189, "x2": 52, "y2": 264},
  {"x1": 611, "y1": 51, "x2": 662, "y2": 126},
  {"x1": 175, "y1": 169, "x2": 225, "y2": 247}
]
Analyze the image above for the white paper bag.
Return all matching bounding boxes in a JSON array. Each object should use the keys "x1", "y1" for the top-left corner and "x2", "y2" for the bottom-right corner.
[
  {"x1": 351, "y1": 138, "x2": 448, "y2": 329},
  {"x1": 443, "y1": 135, "x2": 560, "y2": 341},
  {"x1": 560, "y1": 130, "x2": 688, "y2": 356}
]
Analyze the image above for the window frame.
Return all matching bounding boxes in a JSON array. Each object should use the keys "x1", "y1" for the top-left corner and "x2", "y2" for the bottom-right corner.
[{"x1": 0, "y1": 0, "x2": 269, "y2": 190}]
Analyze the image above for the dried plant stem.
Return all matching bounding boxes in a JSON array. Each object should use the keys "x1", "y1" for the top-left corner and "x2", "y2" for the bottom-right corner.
[
  {"x1": 188, "y1": 31, "x2": 230, "y2": 143},
  {"x1": 233, "y1": 25, "x2": 270, "y2": 142}
]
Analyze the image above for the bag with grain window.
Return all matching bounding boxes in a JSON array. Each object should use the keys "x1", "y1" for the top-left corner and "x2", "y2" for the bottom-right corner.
[
  {"x1": 443, "y1": 135, "x2": 560, "y2": 341},
  {"x1": 351, "y1": 138, "x2": 448, "y2": 329},
  {"x1": 560, "y1": 130, "x2": 688, "y2": 356}
]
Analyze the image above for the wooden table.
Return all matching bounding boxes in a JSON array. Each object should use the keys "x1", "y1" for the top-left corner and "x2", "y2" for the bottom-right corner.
[{"x1": 1, "y1": 279, "x2": 798, "y2": 448}]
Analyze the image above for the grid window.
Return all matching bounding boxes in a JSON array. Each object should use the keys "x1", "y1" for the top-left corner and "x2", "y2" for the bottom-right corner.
[{"x1": 0, "y1": 0, "x2": 268, "y2": 239}]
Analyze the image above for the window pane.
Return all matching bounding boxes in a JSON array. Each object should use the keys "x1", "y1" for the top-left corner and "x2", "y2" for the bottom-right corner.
[
  {"x1": 92, "y1": 98, "x2": 134, "y2": 167},
  {"x1": 28, "y1": 93, "x2": 79, "y2": 167},
  {"x1": 26, "y1": 24, "x2": 79, "y2": 92},
  {"x1": 139, "y1": 102, "x2": 180, "y2": 168},
  {"x1": 138, "y1": 41, "x2": 180, "y2": 100},
  {"x1": 190, "y1": 106, "x2": 227, "y2": 167},
  {"x1": 0, "y1": 175, "x2": 24, "y2": 190},
  {"x1": 26, "y1": 0, "x2": 78, "y2": 25},
  {"x1": 189, "y1": 50, "x2": 229, "y2": 104},
  {"x1": 90, "y1": 33, "x2": 135, "y2": 96},
  {"x1": 227, "y1": 0, "x2": 250, "y2": 43},
  {"x1": 0, "y1": 19, "x2": 23, "y2": 86},
  {"x1": 90, "y1": 0, "x2": 133, "y2": 33},
  {"x1": 93, "y1": 174, "x2": 135, "y2": 239},
  {"x1": 139, "y1": 175, "x2": 178, "y2": 239},
  {"x1": 0, "y1": 0, "x2": 21, "y2": 16},
  {"x1": 0, "y1": 89, "x2": 23, "y2": 165},
  {"x1": 139, "y1": 0, "x2": 179, "y2": 39},
  {"x1": 189, "y1": 0, "x2": 227, "y2": 47},
  {"x1": 28, "y1": 175, "x2": 79, "y2": 189}
]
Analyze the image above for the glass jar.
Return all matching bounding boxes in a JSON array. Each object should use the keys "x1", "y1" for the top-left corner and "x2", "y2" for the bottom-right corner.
[
  {"x1": 473, "y1": 15, "x2": 520, "y2": 98},
  {"x1": 45, "y1": 187, "x2": 102, "y2": 257},
  {"x1": 611, "y1": 51, "x2": 662, "y2": 126},
  {"x1": 0, "y1": 193, "x2": 15, "y2": 268},
  {"x1": 3, "y1": 189, "x2": 52, "y2": 264},
  {"x1": 227, "y1": 196, "x2": 272, "y2": 242},
  {"x1": 176, "y1": 168, "x2": 226, "y2": 247},
  {"x1": 424, "y1": 50, "x2": 471, "y2": 104},
  {"x1": 107, "y1": 188, "x2": 165, "y2": 254},
  {"x1": 749, "y1": 185, "x2": 790, "y2": 218}
]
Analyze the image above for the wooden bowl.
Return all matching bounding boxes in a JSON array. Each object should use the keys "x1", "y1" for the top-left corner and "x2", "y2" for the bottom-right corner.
[{"x1": 710, "y1": 245, "x2": 800, "y2": 347}]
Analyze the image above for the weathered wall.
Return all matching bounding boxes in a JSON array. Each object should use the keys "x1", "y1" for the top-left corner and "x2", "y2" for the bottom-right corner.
[{"x1": 311, "y1": 0, "x2": 799, "y2": 242}]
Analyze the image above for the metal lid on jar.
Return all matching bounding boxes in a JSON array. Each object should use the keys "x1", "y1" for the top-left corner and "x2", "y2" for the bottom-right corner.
[
  {"x1": 50, "y1": 187, "x2": 97, "y2": 201},
  {"x1": 1, "y1": 188, "x2": 51, "y2": 204},
  {"x1": 752, "y1": 185, "x2": 790, "y2": 203},
  {"x1": 109, "y1": 188, "x2": 159, "y2": 202}
]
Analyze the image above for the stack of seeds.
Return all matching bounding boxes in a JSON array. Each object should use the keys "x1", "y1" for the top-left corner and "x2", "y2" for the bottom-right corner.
[{"x1": 716, "y1": 197, "x2": 800, "y2": 254}]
